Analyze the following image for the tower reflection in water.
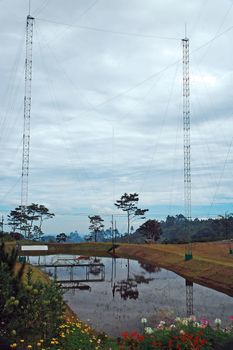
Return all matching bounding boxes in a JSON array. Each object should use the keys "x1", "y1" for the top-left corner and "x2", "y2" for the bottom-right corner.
[
  {"x1": 111, "y1": 258, "x2": 157, "y2": 300},
  {"x1": 29, "y1": 254, "x2": 194, "y2": 316}
]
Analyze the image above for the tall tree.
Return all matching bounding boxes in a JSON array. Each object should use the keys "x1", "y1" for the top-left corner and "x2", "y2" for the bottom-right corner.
[
  {"x1": 217, "y1": 212, "x2": 233, "y2": 241},
  {"x1": 88, "y1": 215, "x2": 104, "y2": 242},
  {"x1": 114, "y1": 193, "x2": 148, "y2": 241},
  {"x1": 8, "y1": 207, "x2": 29, "y2": 235},
  {"x1": 56, "y1": 233, "x2": 67, "y2": 243},
  {"x1": 7, "y1": 203, "x2": 54, "y2": 239},
  {"x1": 136, "y1": 219, "x2": 161, "y2": 242}
]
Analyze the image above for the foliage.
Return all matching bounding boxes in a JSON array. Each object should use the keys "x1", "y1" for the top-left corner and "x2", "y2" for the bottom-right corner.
[
  {"x1": 7, "y1": 316, "x2": 233, "y2": 350},
  {"x1": 8, "y1": 319, "x2": 118, "y2": 350},
  {"x1": 88, "y1": 215, "x2": 104, "y2": 242},
  {"x1": 136, "y1": 219, "x2": 161, "y2": 242},
  {"x1": 0, "y1": 245, "x2": 25, "y2": 338},
  {"x1": 117, "y1": 316, "x2": 233, "y2": 349},
  {"x1": 159, "y1": 214, "x2": 233, "y2": 243},
  {"x1": 114, "y1": 193, "x2": 148, "y2": 240},
  {"x1": 0, "y1": 243, "x2": 65, "y2": 343},
  {"x1": 56, "y1": 232, "x2": 67, "y2": 243},
  {"x1": 7, "y1": 203, "x2": 54, "y2": 239},
  {"x1": 102, "y1": 227, "x2": 120, "y2": 242},
  {"x1": 139, "y1": 262, "x2": 161, "y2": 273}
]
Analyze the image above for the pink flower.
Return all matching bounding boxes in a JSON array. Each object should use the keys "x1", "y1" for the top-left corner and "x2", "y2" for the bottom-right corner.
[
  {"x1": 199, "y1": 324, "x2": 208, "y2": 329},
  {"x1": 200, "y1": 319, "x2": 209, "y2": 326},
  {"x1": 229, "y1": 316, "x2": 233, "y2": 321}
]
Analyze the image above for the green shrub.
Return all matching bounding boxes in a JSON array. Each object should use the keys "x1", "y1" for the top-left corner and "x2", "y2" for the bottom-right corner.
[{"x1": 0, "y1": 243, "x2": 65, "y2": 343}]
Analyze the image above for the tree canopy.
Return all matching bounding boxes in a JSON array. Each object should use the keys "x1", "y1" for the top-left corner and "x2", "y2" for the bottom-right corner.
[
  {"x1": 136, "y1": 219, "x2": 161, "y2": 242},
  {"x1": 114, "y1": 193, "x2": 148, "y2": 240},
  {"x1": 88, "y1": 215, "x2": 104, "y2": 242},
  {"x1": 56, "y1": 233, "x2": 67, "y2": 243},
  {"x1": 7, "y1": 203, "x2": 54, "y2": 239}
]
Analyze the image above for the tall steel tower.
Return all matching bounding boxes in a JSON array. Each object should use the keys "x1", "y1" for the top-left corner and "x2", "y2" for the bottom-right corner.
[
  {"x1": 21, "y1": 15, "x2": 34, "y2": 225},
  {"x1": 182, "y1": 37, "x2": 192, "y2": 260},
  {"x1": 186, "y1": 279, "x2": 194, "y2": 316}
]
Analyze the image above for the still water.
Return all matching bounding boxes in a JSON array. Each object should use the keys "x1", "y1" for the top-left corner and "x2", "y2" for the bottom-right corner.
[{"x1": 28, "y1": 255, "x2": 233, "y2": 337}]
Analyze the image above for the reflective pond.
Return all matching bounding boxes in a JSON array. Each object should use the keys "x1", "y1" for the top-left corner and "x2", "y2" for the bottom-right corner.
[{"x1": 27, "y1": 254, "x2": 233, "y2": 337}]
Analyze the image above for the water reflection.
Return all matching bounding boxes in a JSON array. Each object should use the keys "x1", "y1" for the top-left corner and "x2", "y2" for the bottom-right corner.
[
  {"x1": 114, "y1": 280, "x2": 139, "y2": 300},
  {"x1": 110, "y1": 258, "x2": 156, "y2": 300},
  {"x1": 26, "y1": 254, "x2": 233, "y2": 337},
  {"x1": 28, "y1": 255, "x2": 105, "y2": 289},
  {"x1": 140, "y1": 262, "x2": 161, "y2": 274}
]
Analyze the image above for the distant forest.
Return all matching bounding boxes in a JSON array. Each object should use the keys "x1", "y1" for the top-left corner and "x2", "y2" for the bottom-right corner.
[
  {"x1": 160, "y1": 214, "x2": 233, "y2": 243},
  {"x1": 119, "y1": 214, "x2": 233, "y2": 244}
]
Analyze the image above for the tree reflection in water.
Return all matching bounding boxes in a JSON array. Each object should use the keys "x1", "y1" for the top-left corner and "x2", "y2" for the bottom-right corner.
[
  {"x1": 111, "y1": 259, "x2": 159, "y2": 300},
  {"x1": 114, "y1": 280, "x2": 139, "y2": 300},
  {"x1": 139, "y1": 262, "x2": 161, "y2": 274},
  {"x1": 133, "y1": 275, "x2": 154, "y2": 284}
]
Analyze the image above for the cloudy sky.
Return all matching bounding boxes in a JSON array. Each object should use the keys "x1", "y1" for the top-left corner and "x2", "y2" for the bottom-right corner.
[{"x1": 0, "y1": 0, "x2": 232, "y2": 235}]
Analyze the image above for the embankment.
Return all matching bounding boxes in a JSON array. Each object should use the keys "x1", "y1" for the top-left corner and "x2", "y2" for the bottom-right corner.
[{"x1": 18, "y1": 241, "x2": 233, "y2": 297}]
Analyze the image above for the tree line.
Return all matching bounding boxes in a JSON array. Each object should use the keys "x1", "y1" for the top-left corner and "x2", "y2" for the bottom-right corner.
[{"x1": 1, "y1": 196, "x2": 232, "y2": 244}]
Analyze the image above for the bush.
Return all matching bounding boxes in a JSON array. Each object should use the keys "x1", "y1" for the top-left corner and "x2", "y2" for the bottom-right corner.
[{"x1": 0, "y1": 244, "x2": 65, "y2": 343}]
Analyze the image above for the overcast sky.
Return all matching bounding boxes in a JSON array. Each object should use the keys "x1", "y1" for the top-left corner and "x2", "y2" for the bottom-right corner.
[{"x1": 0, "y1": 0, "x2": 232, "y2": 235}]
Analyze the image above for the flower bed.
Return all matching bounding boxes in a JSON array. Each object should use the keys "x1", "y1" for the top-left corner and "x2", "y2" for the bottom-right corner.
[
  {"x1": 118, "y1": 316, "x2": 233, "y2": 349},
  {"x1": 8, "y1": 316, "x2": 233, "y2": 350}
]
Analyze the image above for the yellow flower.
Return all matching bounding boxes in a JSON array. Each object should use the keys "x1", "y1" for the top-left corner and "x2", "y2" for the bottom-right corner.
[
  {"x1": 50, "y1": 341, "x2": 55, "y2": 344},
  {"x1": 27, "y1": 346, "x2": 32, "y2": 349},
  {"x1": 20, "y1": 340, "x2": 25, "y2": 343},
  {"x1": 39, "y1": 340, "x2": 44, "y2": 343},
  {"x1": 37, "y1": 342, "x2": 41, "y2": 347},
  {"x1": 10, "y1": 344, "x2": 17, "y2": 348}
]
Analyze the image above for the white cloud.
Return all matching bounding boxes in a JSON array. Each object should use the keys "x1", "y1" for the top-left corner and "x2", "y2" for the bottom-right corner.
[{"x1": 0, "y1": 0, "x2": 232, "y2": 233}]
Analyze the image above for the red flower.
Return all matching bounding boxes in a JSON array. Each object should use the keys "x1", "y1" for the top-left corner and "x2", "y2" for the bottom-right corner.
[
  {"x1": 121, "y1": 331, "x2": 129, "y2": 340},
  {"x1": 137, "y1": 335, "x2": 144, "y2": 342},
  {"x1": 130, "y1": 331, "x2": 139, "y2": 339},
  {"x1": 168, "y1": 338, "x2": 173, "y2": 348}
]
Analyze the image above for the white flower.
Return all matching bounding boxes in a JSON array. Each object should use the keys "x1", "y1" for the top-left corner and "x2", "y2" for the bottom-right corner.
[
  {"x1": 215, "y1": 318, "x2": 222, "y2": 325},
  {"x1": 181, "y1": 319, "x2": 189, "y2": 326},
  {"x1": 141, "y1": 318, "x2": 147, "y2": 324},
  {"x1": 175, "y1": 317, "x2": 181, "y2": 322},
  {"x1": 145, "y1": 327, "x2": 153, "y2": 334},
  {"x1": 189, "y1": 315, "x2": 196, "y2": 322},
  {"x1": 180, "y1": 329, "x2": 185, "y2": 335},
  {"x1": 170, "y1": 324, "x2": 176, "y2": 329},
  {"x1": 159, "y1": 321, "x2": 166, "y2": 325}
]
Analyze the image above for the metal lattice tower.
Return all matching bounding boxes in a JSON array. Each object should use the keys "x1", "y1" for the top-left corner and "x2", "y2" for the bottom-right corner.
[
  {"x1": 186, "y1": 280, "x2": 194, "y2": 316},
  {"x1": 182, "y1": 37, "x2": 192, "y2": 260},
  {"x1": 21, "y1": 15, "x2": 34, "y2": 213}
]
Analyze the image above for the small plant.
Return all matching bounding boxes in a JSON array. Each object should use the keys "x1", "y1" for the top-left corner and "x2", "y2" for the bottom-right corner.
[{"x1": 117, "y1": 316, "x2": 233, "y2": 349}]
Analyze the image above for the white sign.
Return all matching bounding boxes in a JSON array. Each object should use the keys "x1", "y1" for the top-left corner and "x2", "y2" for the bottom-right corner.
[{"x1": 21, "y1": 245, "x2": 48, "y2": 251}]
